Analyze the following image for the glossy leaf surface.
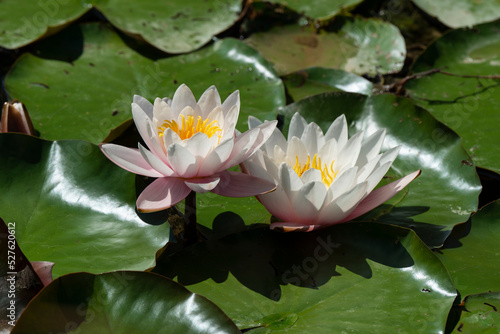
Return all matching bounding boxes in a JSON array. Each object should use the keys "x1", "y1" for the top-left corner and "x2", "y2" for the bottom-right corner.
[
  {"x1": 12, "y1": 271, "x2": 240, "y2": 334},
  {"x1": 5, "y1": 23, "x2": 285, "y2": 143},
  {"x1": 0, "y1": 133, "x2": 170, "y2": 278},
  {"x1": 405, "y1": 20, "x2": 500, "y2": 173}
]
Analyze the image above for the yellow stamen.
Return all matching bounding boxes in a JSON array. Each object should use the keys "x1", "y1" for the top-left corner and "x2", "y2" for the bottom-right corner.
[
  {"x1": 292, "y1": 154, "x2": 338, "y2": 187},
  {"x1": 158, "y1": 115, "x2": 222, "y2": 141}
]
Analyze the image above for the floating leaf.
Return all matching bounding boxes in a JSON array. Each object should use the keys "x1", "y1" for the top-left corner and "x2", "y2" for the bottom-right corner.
[
  {"x1": 5, "y1": 23, "x2": 285, "y2": 143},
  {"x1": 12, "y1": 271, "x2": 240, "y2": 334},
  {"x1": 412, "y1": 0, "x2": 500, "y2": 28},
  {"x1": 453, "y1": 292, "x2": 500, "y2": 333},
  {"x1": 283, "y1": 67, "x2": 373, "y2": 102},
  {"x1": 245, "y1": 18, "x2": 405, "y2": 76},
  {"x1": 154, "y1": 222, "x2": 456, "y2": 332},
  {"x1": 405, "y1": 20, "x2": 500, "y2": 173},
  {"x1": 256, "y1": 0, "x2": 363, "y2": 20},
  {"x1": 436, "y1": 200, "x2": 500, "y2": 297},
  {"x1": 0, "y1": 133, "x2": 170, "y2": 278},
  {"x1": 280, "y1": 92, "x2": 481, "y2": 247}
]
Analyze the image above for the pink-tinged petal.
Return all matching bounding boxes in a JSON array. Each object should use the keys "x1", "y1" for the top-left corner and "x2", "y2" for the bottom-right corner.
[
  {"x1": 270, "y1": 222, "x2": 322, "y2": 232},
  {"x1": 339, "y1": 170, "x2": 421, "y2": 223},
  {"x1": 325, "y1": 114, "x2": 348, "y2": 148},
  {"x1": 167, "y1": 143, "x2": 198, "y2": 178},
  {"x1": 138, "y1": 143, "x2": 175, "y2": 176},
  {"x1": 171, "y1": 84, "x2": 197, "y2": 115},
  {"x1": 288, "y1": 113, "x2": 308, "y2": 140},
  {"x1": 199, "y1": 138, "x2": 234, "y2": 176},
  {"x1": 212, "y1": 171, "x2": 276, "y2": 197},
  {"x1": 100, "y1": 143, "x2": 163, "y2": 177},
  {"x1": 137, "y1": 177, "x2": 191, "y2": 212},
  {"x1": 221, "y1": 90, "x2": 240, "y2": 115},
  {"x1": 31, "y1": 261, "x2": 54, "y2": 286},
  {"x1": 198, "y1": 85, "x2": 221, "y2": 117},
  {"x1": 318, "y1": 181, "x2": 368, "y2": 224},
  {"x1": 133, "y1": 95, "x2": 153, "y2": 119},
  {"x1": 185, "y1": 176, "x2": 220, "y2": 193},
  {"x1": 132, "y1": 102, "x2": 156, "y2": 154},
  {"x1": 356, "y1": 129, "x2": 385, "y2": 167}
]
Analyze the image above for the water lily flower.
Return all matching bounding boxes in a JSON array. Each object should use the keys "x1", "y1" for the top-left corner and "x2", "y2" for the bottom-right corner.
[
  {"x1": 242, "y1": 113, "x2": 420, "y2": 232},
  {"x1": 100, "y1": 84, "x2": 277, "y2": 212}
]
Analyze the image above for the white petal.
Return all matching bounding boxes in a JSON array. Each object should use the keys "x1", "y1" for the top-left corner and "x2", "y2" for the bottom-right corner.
[
  {"x1": 133, "y1": 95, "x2": 153, "y2": 119},
  {"x1": 181, "y1": 132, "x2": 213, "y2": 160},
  {"x1": 300, "y1": 181, "x2": 327, "y2": 211},
  {"x1": 318, "y1": 138, "x2": 338, "y2": 164},
  {"x1": 279, "y1": 163, "x2": 302, "y2": 203},
  {"x1": 221, "y1": 90, "x2": 240, "y2": 115},
  {"x1": 138, "y1": 143, "x2": 175, "y2": 176},
  {"x1": 221, "y1": 105, "x2": 238, "y2": 142},
  {"x1": 132, "y1": 102, "x2": 157, "y2": 154},
  {"x1": 178, "y1": 106, "x2": 196, "y2": 119},
  {"x1": 212, "y1": 171, "x2": 276, "y2": 197},
  {"x1": 145, "y1": 119, "x2": 169, "y2": 161},
  {"x1": 356, "y1": 154, "x2": 382, "y2": 182},
  {"x1": 242, "y1": 159, "x2": 275, "y2": 183},
  {"x1": 171, "y1": 84, "x2": 197, "y2": 115},
  {"x1": 185, "y1": 176, "x2": 220, "y2": 193},
  {"x1": 199, "y1": 138, "x2": 234, "y2": 176},
  {"x1": 265, "y1": 127, "x2": 287, "y2": 158},
  {"x1": 153, "y1": 98, "x2": 175, "y2": 124},
  {"x1": 378, "y1": 146, "x2": 401, "y2": 167},
  {"x1": 325, "y1": 114, "x2": 348, "y2": 149},
  {"x1": 300, "y1": 168, "x2": 322, "y2": 184},
  {"x1": 248, "y1": 115, "x2": 263, "y2": 129},
  {"x1": 288, "y1": 112, "x2": 308, "y2": 140},
  {"x1": 167, "y1": 143, "x2": 198, "y2": 178},
  {"x1": 286, "y1": 136, "x2": 309, "y2": 167},
  {"x1": 333, "y1": 130, "x2": 364, "y2": 171},
  {"x1": 162, "y1": 127, "x2": 182, "y2": 148},
  {"x1": 356, "y1": 129, "x2": 386, "y2": 167},
  {"x1": 329, "y1": 166, "x2": 358, "y2": 200},
  {"x1": 197, "y1": 86, "x2": 221, "y2": 117},
  {"x1": 301, "y1": 122, "x2": 324, "y2": 155},
  {"x1": 365, "y1": 161, "x2": 393, "y2": 194},
  {"x1": 318, "y1": 181, "x2": 368, "y2": 224},
  {"x1": 100, "y1": 144, "x2": 163, "y2": 178}
]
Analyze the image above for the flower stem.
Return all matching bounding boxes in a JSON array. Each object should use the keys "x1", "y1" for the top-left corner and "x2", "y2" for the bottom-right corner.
[{"x1": 184, "y1": 191, "x2": 197, "y2": 244}]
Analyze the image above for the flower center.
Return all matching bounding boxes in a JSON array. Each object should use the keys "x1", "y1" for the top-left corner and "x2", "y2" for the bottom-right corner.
[
  {"x1": 158, "y1": 115, "x2": 222, "y2": 140},
  {"x1": 293, "y1": 154, "x2": 338, "y2": 187}
]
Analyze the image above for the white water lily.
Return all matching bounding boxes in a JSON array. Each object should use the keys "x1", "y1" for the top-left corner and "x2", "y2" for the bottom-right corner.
[
  {"x1": 100, "y1": 84, "x2": 277, "y2": 212},
  {"x1": 242, "y1": 113, "x2": 420, "y2": 232}
]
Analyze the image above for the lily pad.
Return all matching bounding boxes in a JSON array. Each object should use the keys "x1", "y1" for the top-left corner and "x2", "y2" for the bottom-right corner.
[
  {"x1": 280, "y1": 92, "x2": 481, "y2": 247},
  {"x1": 283, "y1": 67, "x2": 373, "y2": 102},
  {"x1": 405, "y1": 20, "x2": 500, "y2": 174},
  {"x1": 11, "y1": 271, "x2": 240, "y2": 334},
  {"x1": 5, "y1": 23, "x2": 285, "y2": 144},
  {"x1": 245, "y1": 18, "x2": 405, "y2": 76},
  {"x1": 412, "y1": 0, "x2": 500, "y2": 28},
  {"x1": 257, "y1": 0, "x2": 363, "y2": 20},
  {"x1": 0, "y1": 133, "x2": 170, "y2": 278},
  {"x1": 154, "y1": 222, "x2": 456, "y2": 332},
  {"x1": 453, "y1": 292, "x2": 500, "y2": 333},
  {"x1": 0, "y1": 0, "x2": 242, "y2": 53},
  {"x1": 436, "y1": 200, "x2": 500, "y2": 297}
]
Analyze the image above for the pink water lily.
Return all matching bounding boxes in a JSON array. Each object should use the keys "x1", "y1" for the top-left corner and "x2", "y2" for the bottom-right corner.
[
  {"x1": 100, "y1": 84, "x2": 277, "y2": 212},
  {"x1": 242, "y1": 113, "x2": 420, "y2": 232}
]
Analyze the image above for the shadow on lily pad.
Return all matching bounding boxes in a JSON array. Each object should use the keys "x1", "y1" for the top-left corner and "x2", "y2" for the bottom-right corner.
[{"x1": 153, "y1": 212, "x2": 415, "y2": 301}]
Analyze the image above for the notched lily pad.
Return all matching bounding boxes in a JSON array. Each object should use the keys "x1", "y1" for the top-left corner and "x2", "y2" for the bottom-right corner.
[{"x1": 255, "y1": 0, "x2": 363, "y2": 20}]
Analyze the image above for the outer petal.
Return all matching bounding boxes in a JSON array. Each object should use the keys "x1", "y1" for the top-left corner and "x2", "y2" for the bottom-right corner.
[
  {"x1": 270, "y1": 222, "x2": 321, "y2": 232},
  {"x1": 185, "y1": 176, "x2": 220, "y2": 193},
  {"x1": 138, "y1": 143, "x2": 175, "y2": 176},
  {"x1": 317, "y1": 181, "x2": 368, "y2": 224},
  {"x1": 212, "y1": 171, "x2": 276, "y2": 197},
  {"x1": 132, "y1": 102, "x2": 157, "y2": 155},
  {"x1": 133, "y1": 95, "x2": 153, "y2": 119},
  {"x1": 137, "y1": 177, "x2": 191, "y2": 212},
  {"x1": 339, "y1": 170, "x2": 421, "y2": 223},
  {"x1": 100, "y1": 143, "x2": 163, "y2": 177},
  {"x1": 221, "y1": 90, "x2": 240, "y2": 115},
  {"x1": 356, "y1": 129, "x2": 385, "y2": 167}
]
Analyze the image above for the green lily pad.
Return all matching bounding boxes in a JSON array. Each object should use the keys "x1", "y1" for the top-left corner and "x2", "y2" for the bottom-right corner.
[
  {"x1": 436, "y1": 200, "x2": 500, "y2": 297},
  {"x1": 257, "y1": 0, "x2": 362, "y2": 20},
  {"x1": 412, "y1": 0, "x2": 500, "y2": 28},
  {"x1": 0, "y1": 0, "x2": 90, "y2": 49},
  {"x1": 453, "y1": 292, "x2": 500, "y2": 333},
  {"x1": 0, "y1": 0, "x2": 242, "y2": 53},
  {"x1": 244, "y1": 18, "x2": 405, "y2": 76},
  {"x1": 283, "y1": 67, "x2": 373, "y2": 102},
  {"x1": 405, "y1": 20, "x2": 500, "y2": 174},
  {"x1": 5, "y1": 23, "x2": 285, "y2": 144},
  {"x1": 0, "y1": 133, "x2": 170, "y2": 278},
  {"x1": 0, "y1": 218, "x2": 44, "y2": 328},
  {"x1": 280, "y1": 92, "x2": 481, "y2": 247},
  {"x1": 93, "y1": 0, "x2": 242, "y2": 54},
  {"x1": 154, "y1": 222, "x2": 456, "y2": 332},
  {"x1": 11, "y1": 271, "x2": 240, "y2": 334}
]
